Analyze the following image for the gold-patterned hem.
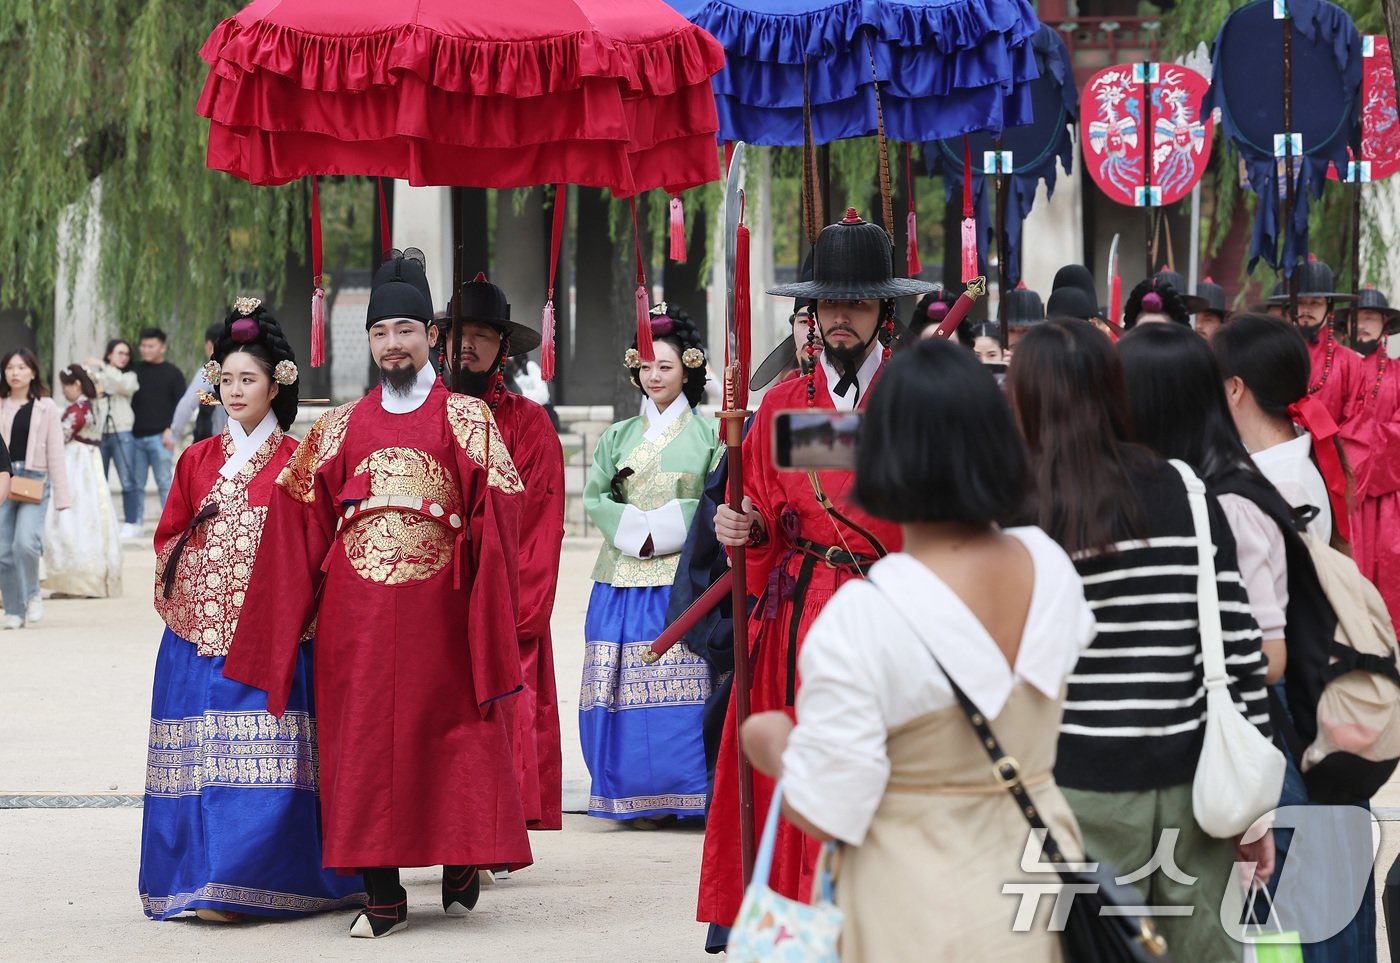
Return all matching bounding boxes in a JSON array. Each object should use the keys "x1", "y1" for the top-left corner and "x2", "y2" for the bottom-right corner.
[
  {"x1": 580, "y1": 639, "x2": 710, "y2": 711},
  {"x1": 141, "y1": 883, "x2": 365, "y2": 918},
  {"x1": 587, "y1": 793, "x2": 708, "y2": 815},
  {"x1": 145, "y1": 710, "x2": 320, "y2": 796}
]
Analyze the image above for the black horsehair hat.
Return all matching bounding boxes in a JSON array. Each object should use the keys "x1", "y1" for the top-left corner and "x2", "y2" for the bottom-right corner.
[
  {"x1": 449, "y1": 272, "x2": 542, "y2": 357},
  {"x1": 1003, "y1": 282, "x2": 1046, "y2": 329},
  {"x1": 367, "y1": 248, "x2": 433, "y2": 328},
  {"x1": 1339, "y1": 284, "x2": 1400, "y2": 323},
  {"x1": 1194, "y1": 277, "x2": 1227, "y2": 315},
  {"x1": 1152, "y1": 267, "x2": 1208, "y2": 313},
  {"x1": 1265, "y1": 256, "x2": 1357, "y2": 304},
  {"x1": 768, "y1": 208, "x2": 939, "y2": 301}
]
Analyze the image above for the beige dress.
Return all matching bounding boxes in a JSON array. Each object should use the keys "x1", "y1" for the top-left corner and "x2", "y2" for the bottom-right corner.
[{"x1": 779, "y1": 531, "x2": 1097, "y2": 963}]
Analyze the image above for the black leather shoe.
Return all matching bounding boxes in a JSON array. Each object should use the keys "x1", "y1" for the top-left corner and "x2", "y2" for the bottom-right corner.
[
  {"x1": 349, "y1": 899, "x2": 407, "y2": 938},
  {"x1": 442, "y1": 865, "x2": 481, "y2": 915}
]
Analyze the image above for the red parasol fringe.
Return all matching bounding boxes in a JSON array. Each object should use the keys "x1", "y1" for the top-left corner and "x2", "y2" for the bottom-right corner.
[
  {"x1": 540, "y1": 300, "x2": 557, "y2": 382},
  {"x1": 905, "y1": 144, "x2": 922, "y2": 276},
  {"x1": 669, "y1": 195, "x2": 687, "y2": 262},
  {"x1": 631, "y1": 196, "x2": 655, "y2": 362}
]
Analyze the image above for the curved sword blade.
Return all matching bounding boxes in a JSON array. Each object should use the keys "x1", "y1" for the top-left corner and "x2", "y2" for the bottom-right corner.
[{"x1": 725, "y1": 142, "x2": 748, "y2": 362}]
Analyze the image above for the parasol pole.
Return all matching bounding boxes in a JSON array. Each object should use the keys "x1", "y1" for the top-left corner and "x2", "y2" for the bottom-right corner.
[
  {"x1": 450, "y1": 187, "x2": 465, "y2": 392},
  {"x1": 722, "y1": 145, "x2": 756, "y2": 885},
  {"x1": 994, "y1": 139, "x2": 1010, "y2": 350},
  {"x1": 1281, "y1": 4, "x2": 1300, "y2": 320},
  {"x1": 1350, "y1": 171, "x2": 1363, "y2": 344},
  {"x1": 1142, "y1": 62, "x2": 1155, "y2": 279}
]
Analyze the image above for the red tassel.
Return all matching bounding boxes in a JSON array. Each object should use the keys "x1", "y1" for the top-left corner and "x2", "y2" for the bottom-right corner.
[
  {"x1": 906, "y1": 209, "x2": 922, "y2": 277},
  {"x1": 636, "y1": 286, "x2": 654, "y2": 361},
  {"x1": 310, "y1": 287, "x2": 325, "y2": 368},
  {"x1": 733, "y1": 219, "x2": 751, "y2": 411},
  {"x1": 540, "y1": 300, "x2": 556, "y2": 382},
  {"x1": 961, "y1": 217, "x2": 978, "y2": 283},
  {"x1": 669, "y1": 196, "x2": 687, "y2": 263}
]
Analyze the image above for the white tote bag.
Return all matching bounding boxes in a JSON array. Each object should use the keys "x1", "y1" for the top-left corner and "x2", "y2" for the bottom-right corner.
[{"x1": 1169, "y1": 460, "x2": 1286, "y2": 839}]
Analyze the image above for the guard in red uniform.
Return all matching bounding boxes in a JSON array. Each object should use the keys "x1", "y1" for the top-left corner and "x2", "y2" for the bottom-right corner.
[
  {"x1": 225, "y1": 251, "x2": 530, "y2": 939},
  {"x1": 697, "y1": 209, "x2": 936, "y2": 936},
  {"x1": 442, "y1": 272, "x2": 565, "y2": 834},
  {"x1": 1267, "y1": 257, "x2": 1365, "y2": 428}
]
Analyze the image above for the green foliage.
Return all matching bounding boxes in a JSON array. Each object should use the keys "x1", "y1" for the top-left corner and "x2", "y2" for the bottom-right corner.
[{"x1": 0, "y1": 0, "x2": 307, "y2": 364}]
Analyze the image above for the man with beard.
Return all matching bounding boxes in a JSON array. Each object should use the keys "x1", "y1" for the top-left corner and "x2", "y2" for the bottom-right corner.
[
  {"x1": 1267, "y1": 257, "x2": 1365, "y2": 427},
  {"x1": 225, "y1": 251, "x2": 531, "y2": 939},
  {"x1": 1341, "y1": 284, "x2": 1400, "y2": 626},
  {"x1": 441, "y1": 272, "x2": 565, "y2": 837},
  {"x1": 696, "y1": 209, "x2": 936, "y2": 941}
]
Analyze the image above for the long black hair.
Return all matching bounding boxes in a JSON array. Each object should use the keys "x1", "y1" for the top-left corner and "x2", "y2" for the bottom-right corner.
[
  {"x1": 856, "y1": 337, "x2": 1026, "y2": 525},
  {"x1": 1008, "y1": 319, "x2": 1150, "y2": 553},
  {"x1": 212, "y1": 305, "x2": 300, "y2": 430},
  {"x1": 629, "y1": 304, "x2": 707, "y2": 409},
  {"x1": 0, "y1": 348, "x2": 49, "y2": 400},
  {"x1": 1118, "y1": 323, "x2": 1267, "y2": 488},
  {"x1": 1212, "y1": 313, "x2": 1309, "y2": 418}
]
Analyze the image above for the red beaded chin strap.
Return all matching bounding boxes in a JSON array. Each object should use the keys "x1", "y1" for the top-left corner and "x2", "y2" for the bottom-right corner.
[
  {"x1": 1372, "y1": 334, "x2": 1389, "y2": 400},
  {"x1": 1308, "y1": 323, "x2": 1337, "y2": 395},
  {"x1": 805, "y1": 311, "x2": 820, "y2": 407}
]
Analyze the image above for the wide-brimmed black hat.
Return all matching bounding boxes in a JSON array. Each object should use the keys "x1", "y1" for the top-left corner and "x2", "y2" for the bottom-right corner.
[
  {"x1": 1153, "y1": 268, "x2": 1208, "y2": 313},
  {"x1": 1046, "y1": 284, "x2": 1097, "y2": 322},
  {"x1": 1003, "y1": 282, "x2": 1046, "y2": 329},
  {"x1": 1266, "y1": 257, "x2": 1357, "y2": 303},
  {"x1": 448, "y1": 272, "x2": 542, "y2": 356},
  {"x1": 1338, "y1": 284, "x2": 1400, "y2": 324},
  {"x1": 367, "y1": 249, "x2": 433, "y2": 328},
  {"x1": 1250, "y1": 279, "x2": 1287, "y2": 313},
  {"x1": 768, "y1": 208, "x2": 938, "y2": 301},
  {"x1": 1194, "y1": 277, "x2": 1228, "y2": 315}
]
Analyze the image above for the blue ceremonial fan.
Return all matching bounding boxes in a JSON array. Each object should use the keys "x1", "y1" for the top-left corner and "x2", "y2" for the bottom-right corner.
[
  {"x1": 1204, "y1": 0, "x2": 1363, "y2": 274},
  {"x1": 927, "y1": 25, "x2": 1079, "y2": 287},
  {"x1": 668, "y1": 0, "x2": 1043, "y2": 145}
]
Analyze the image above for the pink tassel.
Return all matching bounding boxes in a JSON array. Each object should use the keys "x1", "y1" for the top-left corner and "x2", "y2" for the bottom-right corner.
[
  {"x1": 540, "y1": 300, "x2": 557, "y2": 382},
  {"x1": 906, "y1": 209, "x2": 922, "y2": 277},
  {"x1": 636, "y1": 286, "x2": 655, "y2": 362},
  {"x1": 669, "y1": 196, "x2": 687, "y2": 263},
  {"x1": 310, "y1": 286, "x2": 326, "y2": 367},
  {"x1": 960, "y1": 217, "x2": 978, "y2": 283}
]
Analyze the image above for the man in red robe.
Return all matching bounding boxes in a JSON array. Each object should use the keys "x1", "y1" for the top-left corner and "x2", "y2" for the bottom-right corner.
[
  {"x1": 1341, "y1": 285, "x2": 1400, "y2": 625},
  {"x1": 225, "y1": 252, "x2": 531, "y2": 939},
  {"x1": 697, "y1": 209, "x2": 937, "y2": 936},
  {"x1": 441, "y1": 272, "x2": 565, "y2": 835},
  {"x1": 1268, "y1": 257, "x2": 1366, "y2": 428}
]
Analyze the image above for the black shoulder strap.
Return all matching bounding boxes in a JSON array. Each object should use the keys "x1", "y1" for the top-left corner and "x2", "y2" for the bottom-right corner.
[{"x1": 867, "y1": 579, "x2": 1070, "y2": 864}]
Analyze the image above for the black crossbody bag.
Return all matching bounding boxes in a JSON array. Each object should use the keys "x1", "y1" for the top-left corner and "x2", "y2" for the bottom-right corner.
[{"x1": 871, "y1": 581, "x2": 1171, "y2": 962}]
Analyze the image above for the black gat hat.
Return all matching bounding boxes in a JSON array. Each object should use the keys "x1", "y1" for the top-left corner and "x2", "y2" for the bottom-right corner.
[
  {"x1": 448, "y1": 272, "x2": 542, "y2": 356},
  {"x1": 768, "y1": 208, "x2": 939, "y2": 301},
  {"x1": 367, "y1": 248, "x2": 434, "y2": 328}
]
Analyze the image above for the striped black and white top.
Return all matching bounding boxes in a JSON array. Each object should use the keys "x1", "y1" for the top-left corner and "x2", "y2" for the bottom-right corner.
[{"x1": 1054, "y1": 461, "x2": 1270, "y2": 792}]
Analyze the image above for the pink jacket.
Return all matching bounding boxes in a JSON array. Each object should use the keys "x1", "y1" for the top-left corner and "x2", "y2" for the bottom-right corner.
[{"x1": 0, "y1": 396, "x2": 71, "y2": 509}]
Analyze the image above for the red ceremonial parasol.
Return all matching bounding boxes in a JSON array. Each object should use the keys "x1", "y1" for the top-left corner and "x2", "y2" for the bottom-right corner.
[{"x1": 196, "y1": 0, "x2": 725, "y2": 368}]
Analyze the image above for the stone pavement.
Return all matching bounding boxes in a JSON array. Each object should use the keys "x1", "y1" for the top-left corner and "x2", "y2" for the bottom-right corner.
[
  {"x1": 5, "y1": 537, "x2": 1400, "y2": 961},
  {"x1": 1, "y1": 540, "x2": 712, "y2": 962}
]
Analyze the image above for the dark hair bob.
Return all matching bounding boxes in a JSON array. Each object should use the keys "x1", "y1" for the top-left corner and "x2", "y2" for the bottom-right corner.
[
  {"x1": 855, "y1": 336, "x2": 1027, "y2": 525},
  {"x1": 1212, "y1": 313, "x2": 1310, "y2": 419}
]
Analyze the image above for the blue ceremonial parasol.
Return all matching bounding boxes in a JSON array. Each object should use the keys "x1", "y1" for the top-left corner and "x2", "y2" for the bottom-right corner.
[
  {"x1": 926, "y1": 24, "x2": 1077, "y2": 288},
  {"x1": 668, "y1": 0, "x2": 1043, "y2": 145},
  {"x1": 1204, "y1": 0, "x2": 1362, "y2": 275}
]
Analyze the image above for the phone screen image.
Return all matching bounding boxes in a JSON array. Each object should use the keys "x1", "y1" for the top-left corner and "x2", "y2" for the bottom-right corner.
[{"x1": 773, "y1": 410, "x2": 864, "y2": 471}]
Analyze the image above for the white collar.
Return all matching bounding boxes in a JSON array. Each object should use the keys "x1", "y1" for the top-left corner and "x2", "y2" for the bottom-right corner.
[
  {"x1": 220, "y1": 409, "x2": 278, "y2": 480},
  {"x1": 819, "y1": 343, "x2": 883, "y2": 411},
  {"x1": 868, "y1": 531, "x2": 1068, "y2": 719},
  {"x1": 1252, "y1": 431, "x2": 1312, "y2": 463},
  {"x1": 643, "y1": 395, "x2": 688, "y2": 442},
  {"x1": 380, "y1": 362, "x2": 437, "y2": 415}
]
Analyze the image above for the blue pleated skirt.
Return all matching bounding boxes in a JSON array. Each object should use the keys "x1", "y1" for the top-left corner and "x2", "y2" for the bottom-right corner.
[
  {"x1": 138, "y1": 627, "x2": 365, "y2": 919},
  {"x1": 579, "y1": 582, "x2": 711, "y2": 820}
]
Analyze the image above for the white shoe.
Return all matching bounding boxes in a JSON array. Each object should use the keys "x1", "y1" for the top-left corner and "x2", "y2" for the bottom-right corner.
[
  {"x1": 121, "y1": 523, "x2": 143, "y2": 540},
  {"x1": 2, "y1": 615, "x2": 23, "y2": 630},
  {"x1": 25, "y1": 596, "x2": 42, "y2": 624}
]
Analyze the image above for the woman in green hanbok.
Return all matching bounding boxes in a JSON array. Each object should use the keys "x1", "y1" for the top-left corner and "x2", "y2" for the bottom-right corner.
[{"x1": 579, "y1": 305, "x2": 723, "y2": 824}]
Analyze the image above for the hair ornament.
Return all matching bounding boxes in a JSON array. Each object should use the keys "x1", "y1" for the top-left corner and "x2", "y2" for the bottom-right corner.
[
  {"x1": 196, "y1": 388, "x2": 221, "y2": 407},
  {"x1": 682, "y1": 347, "x2": 705, "y2": 369},
  {"x1": 274, "y1": 360, "x2": 299, "y2": 385},
  {"x1": 233, "y1": 296, "x2": 262, "y2": 316},
  {"x1": 650, "y1": 315, "x2": 676, "y2": 337},
  {"x1": 230, "y1": 318, "x2": 260, "y2": 343},
  {"x1": 202, "y1": 359, "x2": 221, "y2": 384},
  {"x1": 623, "y1": 348, "x2": 642, "y2": 369},
  {"x1": 1141, "y1": 292, "x2": 1164, "y2": 312},
  {"x1": 650, "y1": 301, "x2": 669, "y2": 316}
]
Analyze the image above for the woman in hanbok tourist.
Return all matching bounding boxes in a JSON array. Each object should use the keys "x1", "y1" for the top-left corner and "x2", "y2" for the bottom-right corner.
[
  {"x1": 42, "y1": 364, "x2": 122, "y2": 598},
  {"x1": 580, "y1": 304, "x2": 722, "y2": 825},
  {"x1": 139, "y1": 299, "x2": 363, "y2": 922}
]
